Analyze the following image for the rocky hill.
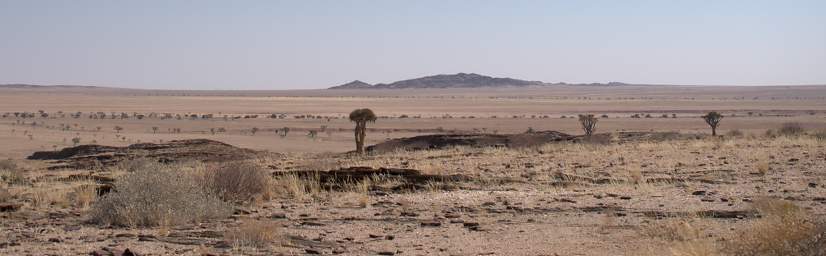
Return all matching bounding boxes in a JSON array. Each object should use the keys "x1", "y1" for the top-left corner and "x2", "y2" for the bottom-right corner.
[{"x1": 329, "y1": 73, "x2": 545, "y2": 89}]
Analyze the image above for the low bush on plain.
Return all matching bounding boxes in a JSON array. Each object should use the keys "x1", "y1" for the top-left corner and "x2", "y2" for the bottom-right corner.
[
  {"x1": 778, "y1": 122, "x2": 805, "y2": 136},
  {"x1": 204, "y1": 162, "x2": 272, "y2": 203},
  {"x1": 89, "y1": 164, "x2": 231, "y2": 227}
]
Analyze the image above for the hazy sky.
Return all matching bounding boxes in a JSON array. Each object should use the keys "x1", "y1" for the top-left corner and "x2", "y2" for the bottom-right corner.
[{"x1": 1, "y1": 1, "x2": 825, "y2": 89}]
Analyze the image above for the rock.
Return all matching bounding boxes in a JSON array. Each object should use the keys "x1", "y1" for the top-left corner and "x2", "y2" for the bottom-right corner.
[
  {"x1": 29, "y1": 139, "x2": 263, "y2": 170},
  {"x1": 0, "y1": 203, "x2": 22, "y2": 212},
  {"x1": 119, "y1": 249, "x2": 136, "y2": 256},
  {"x1": 420, "y1": 221, "x2": 442, "y2": 227},
  {"x1": 378, "y1": 251, "x2": 395, "y2": 255},
  {"x1": 300, "y1": 221, "x2": 325, "y2": 226},
  {"x1": 89, "y1": 248, "x2": 136, "y2": 256},
  {"x1": 620, "y1": 196, "x2": 632, "y2": 200},
  {"x1": 0, "y1": 241, "x2": 20, "y2": 248},
  {"x1": 691, "y1": 191, "x2": 707, "y2": 196},
  {"x1": 48, "y1": 237, "x2": 62, "y2": 243},
  {"x1": 400, "y1": 211, "x2": 419, "y2": 217},
  {"x1": 269, "y1": 213, "x2": 287, "y2": 219},
  {"x1": 305, "y1": 248, "x2": 322, "y2": 254},
  {"x1": 89, "y1": 250, "x2": 111, "y2": 256},
  {"x1": 366, "y1": 131, "x2": 574, "y2": 153},
  {"x1": 809, "y1": 183, "x2": 818, "y2": 188},
  {"x1": 233, "y1": 207, "x2": 251, "y2": 215},
  {"x1": 558, "y1": 198, "x2": 577, "y2": 203},
  {"x1": 63, "y1": 225, "x2": 82, "y2": 232},
  {"x1": 463, "y1": 222, "x2": 482, "y2": 231}
]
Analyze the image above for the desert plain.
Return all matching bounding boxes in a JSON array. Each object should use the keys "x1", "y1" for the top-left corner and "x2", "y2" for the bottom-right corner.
[{"x1": 1, "y1": 85, "x2": 825, "y2": 255}]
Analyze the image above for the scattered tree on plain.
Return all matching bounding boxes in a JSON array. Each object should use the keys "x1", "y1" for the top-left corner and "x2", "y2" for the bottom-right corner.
[
  {"x1": 702, "y1": 111, "x2": 723, "y2": 136},
  {"x1": 578, "y1": 114, "x2": 598, "y2": 136},
  {"x1": 349, "y1": 108, "x2": 377, "y2": 154}
]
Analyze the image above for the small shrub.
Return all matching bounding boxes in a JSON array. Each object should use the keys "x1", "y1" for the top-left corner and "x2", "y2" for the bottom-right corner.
[
  {"x1": 0, "y1": 159, "x2": 16, "y2": 171},
  {"x1": 725, "y1": 198, "x2": 825, "y2": 256},
  {"x1": 30, "y1": 188, "x2": 70, "y2": 208},
  {"x1": 89, "y1": 165, "x2": 231, "y2": 227},
  {"x1": 225, "y1": 219, "x2": 282, "y2": 249},
  {"x1": 778, "y1": 122, "x2": 805, "y2": 136},
  {"x1": 813, "y1": 130, "x2": 826, "y2": 141},
  {"x1": 578, "y1": 114, "x2": 598, "y2": 136},
  {"x1": 205, "y1": 162, "x2": 272, "y2": 203},
  {"x1": 0, "y1": 187, "x2": 11, "y2": 203},
  {"x1": 725, "y1": 129, "x2": 744, "y2": 138},
  {"x1": 0, "y1": 159, "x2": 26, "y2": 185},
  {"x1": 764, "y1": 129, "x2": 777, "y2": 138},
  {"x1": 271, "y1": 173, "x2": 322, "y2": 200},
  {"x1": 755, "y1": 160, "x2": 770, "y2": 176},
  {"x1": 72, "y1": 184, "x2": 97, "y2": 209},
  {"x1": 116, "y1": 158, "x2": 157, "y2": 172}
]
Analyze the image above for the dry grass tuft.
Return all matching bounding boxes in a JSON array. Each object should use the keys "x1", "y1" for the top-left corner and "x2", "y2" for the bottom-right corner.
[
  {"x1": 725, "y1": 198, "x2": 825, "y2": 256},
  {"x1": 29, "y1": 187, "x2": 71, "y2": 208},
  {"x1": 89, "y1": 164, "x2": 232, "y2": 227},
  {"x1": 225, "y1": 219, "x2": 282, "y2": 249},
  {"x1": 0, "y1": 159, "x2": 27, "y2": 185},
  {"x1": 643, "y1": 199, "x2": 826, "y2": 256},
  {"x1": 0, "y1": 187, "x2": 12, "y2": 203},
  {"x1": 643, "y1": 219, "x2": 703, "y2": 242},
  {"x1": 72, "y1": 184, "x2": 97, "y2": 209},
  {"x1": 271, "y1": 173, "x2": 322, "y2": 200},
  {"x1": 204, "y1": 162, "x2": 272, "y2": 203},
  {"x1": 0, "y1": 159, "x2": 17, "y2": 171},
  {"x1": 813, "y1": 130, "x2": 826, "y2": 141},
  {"x1": 116, "y1": 157, "x2": 158, "y2": 172},
  {"x1": 668, "y1": 240, "x2": 721, "y2": 256},
  {"x1": 626, "y1": 165, "x2": 643, "y2": 185}
]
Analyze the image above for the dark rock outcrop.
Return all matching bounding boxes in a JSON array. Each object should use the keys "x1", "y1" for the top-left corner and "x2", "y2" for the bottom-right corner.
[
  {"x1": 366, "y1": 131, "x2": 574, "y2": 153},
  {"x1": 28, "y1": 139, "x2": 262, "y2": 170}
]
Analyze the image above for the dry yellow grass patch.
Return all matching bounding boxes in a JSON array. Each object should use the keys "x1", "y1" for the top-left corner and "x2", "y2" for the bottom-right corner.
[
  {"x1": 225, "y1": 219, "x2": 282, "y2": 249},
  {"x1": 71, "y1": 183, "x2": 97, "y2": 209},
  {"x1": 725, "y1": 198, "x2": 825, "y2": 256}
]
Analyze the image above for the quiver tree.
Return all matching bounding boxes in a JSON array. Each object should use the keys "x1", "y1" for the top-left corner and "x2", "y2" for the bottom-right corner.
[
  {"x1": 578, "y1": 114, "x2": 598, "y2": 136},
  {"x1": 349, "y1": 108, "x2": 377, "y2": 154},
  {"x1": 702, "y1": 111, "x2": 723, "y2": 136}
]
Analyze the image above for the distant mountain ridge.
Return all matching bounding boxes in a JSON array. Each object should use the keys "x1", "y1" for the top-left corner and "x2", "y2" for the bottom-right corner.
[
  {"x1": 0, "y1": 83, "x2": 100, "y2": 89},
  {"x1": 329, "y1": 73, "x2": 546, "y2": 89}
]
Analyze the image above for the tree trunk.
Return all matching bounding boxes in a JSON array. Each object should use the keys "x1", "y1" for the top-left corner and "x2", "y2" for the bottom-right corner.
[
  {"x1": 359, "y1": 126, "x2": 367, "y2": 152},
  {"x1": 711, "y1": 126, "x2": 717, "y2": 136},
  {"x1": 354, "y1": 122, "x2": 364, "y2": 153}
]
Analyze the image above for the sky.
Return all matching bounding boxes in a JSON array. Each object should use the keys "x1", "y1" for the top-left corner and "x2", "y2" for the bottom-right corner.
[{"x1": 1, "y1": 0, "x2": 825, "y2": 90}]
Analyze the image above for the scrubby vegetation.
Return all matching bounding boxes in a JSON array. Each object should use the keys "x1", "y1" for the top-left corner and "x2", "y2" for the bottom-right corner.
[
  {"x1": 578, "y1": 114, "x2": 598, "y2": 136},
  {"x1": 204, "y1": 162, "x2": 272, "y2": 203},
  {"x1": 779, "y1": 122, "x2": 805, "y2": 136},
  {"x1": 89, "y1": 163, "x2": 231, "y2": 227},
  {"x1": 703, "y1": 111, "x2": 723, "y2": 136}
]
